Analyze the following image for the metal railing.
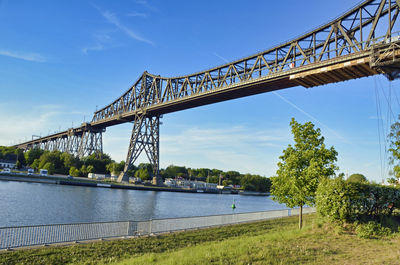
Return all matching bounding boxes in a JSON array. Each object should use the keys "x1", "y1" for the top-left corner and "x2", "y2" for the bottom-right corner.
[{"x1": 0, "y1": 207, "x2": 315, "y2": 250}]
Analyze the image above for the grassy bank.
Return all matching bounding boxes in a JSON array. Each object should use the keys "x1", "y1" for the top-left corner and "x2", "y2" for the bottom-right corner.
[{"x1": 1, "y1": 214, "x2": 400, "y2": 264}]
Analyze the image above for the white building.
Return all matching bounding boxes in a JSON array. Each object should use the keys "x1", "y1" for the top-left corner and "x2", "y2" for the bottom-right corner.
[
  {"x1": 0, "y1": 160, "x2": 16, "y2": 169},
  {"x1": 164, "y1": 178, "x2": 218, "y2": 191},
  {"x1": 88, "y1": 173, "x2": 108, "y2": 180}
]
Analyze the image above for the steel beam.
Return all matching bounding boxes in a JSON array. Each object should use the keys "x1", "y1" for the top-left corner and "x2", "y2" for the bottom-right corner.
[{"x1": 118, "y1": 115, "x2": 161, "y2": 184}]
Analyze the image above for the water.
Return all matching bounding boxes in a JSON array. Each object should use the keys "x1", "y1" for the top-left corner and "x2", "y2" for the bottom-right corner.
[{"x1": 0, "y1": 180, "x2": 287, "y2": 227}]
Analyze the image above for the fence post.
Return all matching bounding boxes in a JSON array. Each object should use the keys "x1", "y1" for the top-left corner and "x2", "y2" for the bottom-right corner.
[
  {"x1": 127, "y1": 221, "x2": 131, "y2": 237},
  {"x1": 149, "y1": 219, "x2": 152, "y2": 235}
]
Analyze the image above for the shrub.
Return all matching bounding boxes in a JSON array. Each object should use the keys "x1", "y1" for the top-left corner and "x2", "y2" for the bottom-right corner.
[
  {"x1": 355, "y1": 221, "x2": 391, "y2": 239},
  {"x1": 316, "y1": 177, "x2": 359, "y2": 222},
  {"x1": 316, "y1": 177, "x2": 400, "y2": 222}
]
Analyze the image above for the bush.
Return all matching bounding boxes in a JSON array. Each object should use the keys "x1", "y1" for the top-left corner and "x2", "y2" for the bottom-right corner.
[
  {"x1": 355, "y1": 221, "x2": 391, "y2": 239},
  {"x1": 316, "y1": 177, "x2": 359, "y2": 222},
  {"x1": 316, "y1": 177, "x2": 400, "y2": 222}
]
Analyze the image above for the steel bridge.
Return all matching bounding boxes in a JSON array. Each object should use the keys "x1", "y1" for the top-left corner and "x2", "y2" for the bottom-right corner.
[{"x1": 14, "y1": 0, "x2": 400, "y2": 184}]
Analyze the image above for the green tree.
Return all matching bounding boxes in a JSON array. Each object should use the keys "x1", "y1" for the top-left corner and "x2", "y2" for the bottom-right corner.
[
  {"x1": 135, "y1": 168, "x2": 151, "y2": 180},
  {"x1": 38, "y1": 151, "x2": 64, "y2": 174},
  {"x1": 271, "y1": 118, "x2": 338, "y2": 229},
  {"x1": 87, "y1": 165, "x2": 95, "y2": 173},
  {"x1": 131, "y1": 163, "x2": 153, "y2": 181},
  {"x1": 206, "y1": 175, "x2": 218, "y2": 183},
  {"x1": 42, "y1": 162, "x2": 55, "y2": 175},
  {"x1": 69, "y1": 166, "x2": 80, "y2": 177},
  {"x1": 24, "y1": 148, "x2": 44, "y2": 166},
  {"x1": 163, "y1": 165, "x2": 188, "y2": 179},
  {"x1": 387, "y1": 177, "x2": 398, "y2": 185},
  {"x1": 61, "y1": 152, "x2": 80, "y2": 170},
  {"x1": 0, "y1": 146, "x2": 25, "y2": 166},
  {"x1": 389, "y1": 117, "x2": 400, "y2": 179},
  {"x1": 241, "y1": 174, "x2": 271, "y2": 192},
  {"x1": 31, "y1": 158, "x2": 40, "y2": 170},
  {"x1": 347, "y1": 173, "x2": 367, "y2": 183},
  {"x1": 82, "y1": 153, "x2": 112, "y2": 174},
  {"x1": 197, "y1": 168, "x2": 211, "y2": 179},
  {"x1": 80, "y1": 165, "x2": 88, "y2": 177},
  {"x1": 224, "y1": 171, "x2": 241, "y2": 185}
]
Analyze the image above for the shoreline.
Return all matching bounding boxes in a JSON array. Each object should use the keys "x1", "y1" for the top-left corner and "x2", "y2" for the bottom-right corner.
[{"x1": 0, "y1": 174, "x2": 222, "y2": 194}]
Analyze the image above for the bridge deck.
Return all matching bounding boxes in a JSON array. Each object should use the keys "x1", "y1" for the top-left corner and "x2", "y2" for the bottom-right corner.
[{"x1": 90, "y1": 49, "x2": 380, "y2": 128}]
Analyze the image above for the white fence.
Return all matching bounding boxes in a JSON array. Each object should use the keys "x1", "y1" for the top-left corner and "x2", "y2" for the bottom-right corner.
[{"x1": 0, "y1": 207, "x2": 315, "y2": 249}]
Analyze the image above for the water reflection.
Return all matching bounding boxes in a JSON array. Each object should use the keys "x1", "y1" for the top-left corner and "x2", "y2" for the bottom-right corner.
[{"x1": 0, "y1": 181, "x2": 286, "y2": 227}]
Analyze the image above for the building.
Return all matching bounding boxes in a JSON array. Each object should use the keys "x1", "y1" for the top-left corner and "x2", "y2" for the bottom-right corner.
[
  {"x1": 88, "y1": 173, "x2": 107, "y2": 180},
  {"x1": 164, "y1": 178, "x2": 218, "y2": 191},
  {"x1": 0, "y1": 159, "x2": 16, "y2": 169}
]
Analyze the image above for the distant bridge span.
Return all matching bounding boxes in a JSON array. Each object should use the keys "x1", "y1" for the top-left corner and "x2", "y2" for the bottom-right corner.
[{"x1": 14, "y1": 0, "x2": 400, "y2": 184}]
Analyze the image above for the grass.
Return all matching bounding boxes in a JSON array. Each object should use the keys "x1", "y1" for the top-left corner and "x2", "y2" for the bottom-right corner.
[
  {"x1": 1, "y1": 214, "x2": 400, "y2": 264},
  {"x1": 116, "y1": 218, "x2": 400, "y2": 265}
]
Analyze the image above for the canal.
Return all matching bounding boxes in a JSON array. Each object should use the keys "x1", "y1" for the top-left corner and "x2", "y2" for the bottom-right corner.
[{"x1": 0, "y1": 180, "x2": 287, "y2": 227}]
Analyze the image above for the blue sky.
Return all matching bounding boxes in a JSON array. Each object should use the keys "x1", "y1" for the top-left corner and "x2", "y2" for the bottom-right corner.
[{"x1": 0, "y1": 0, "x2": 399, "y2": 183}]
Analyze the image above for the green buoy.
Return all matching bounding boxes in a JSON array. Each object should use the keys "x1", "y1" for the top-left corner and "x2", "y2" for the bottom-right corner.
[{"x1": 232, "y1": 203, "x2": 236, "y2": 209}]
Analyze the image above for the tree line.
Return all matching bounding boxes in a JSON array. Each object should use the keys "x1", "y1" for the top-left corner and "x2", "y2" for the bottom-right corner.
[{"x1": 0, "y1": 147, "x2": 271, "y2": 192}]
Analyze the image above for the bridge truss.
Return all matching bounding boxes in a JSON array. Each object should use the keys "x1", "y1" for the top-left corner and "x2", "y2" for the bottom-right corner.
[
  {"x1": 16, "y1": 125, "x2": 104, "y2": 159},
  {"x1": 14, "y1": 0, "x2": 400, "y2": 184}
]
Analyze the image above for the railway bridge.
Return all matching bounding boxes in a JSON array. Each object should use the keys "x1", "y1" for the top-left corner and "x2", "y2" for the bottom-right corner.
[{"x1": 14, "y1": 0, "x2": 400, "y2": 184}]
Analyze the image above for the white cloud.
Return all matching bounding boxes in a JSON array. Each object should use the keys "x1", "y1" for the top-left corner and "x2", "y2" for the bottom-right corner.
[
  {"x1": 96, "y1": 6, "x2": 154, "y2": 46},
  {"x1": 100, "y1": 123, "x2": 289, "y2": 175},
  {"x1": 0, "y1": 103, "x2": 84, "y2": 146},
  {"x1": 0, "y1": 50, "x2": 46, "y2": 62},
  {"x1": 158, "y1": 125, "x2": 290, "y2": 175},
  {"x1": 82, "y1": 43, "x2": 105, "y2": 54},
  {"x1": 135, "y1": 0, "x2": 158, "y2": 13},
  {"x1": 82, "y1": 33, "x2": 113, "y2": 54}
]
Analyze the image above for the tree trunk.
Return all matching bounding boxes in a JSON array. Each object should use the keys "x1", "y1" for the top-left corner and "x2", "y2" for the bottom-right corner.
[{"x1": 299, "y1": 205, "x2": 303, "y2": 229}]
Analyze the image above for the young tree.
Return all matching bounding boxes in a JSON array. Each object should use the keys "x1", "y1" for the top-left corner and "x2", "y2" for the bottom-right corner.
[
  {"x1": 389, "y1": 117, "x2": 400, "y2": 179},
  {"x1": 347, "y1": 173, "x2": 367, "y2": 183},
  {"x1": 271, "y1": 118, "x2": 338, "y2": 229}
]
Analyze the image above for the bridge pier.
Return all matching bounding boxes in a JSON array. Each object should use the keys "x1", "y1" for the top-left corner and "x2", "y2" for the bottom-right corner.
[{"x1": 118, "y1": 115, "x2": 162, "y2": 185}]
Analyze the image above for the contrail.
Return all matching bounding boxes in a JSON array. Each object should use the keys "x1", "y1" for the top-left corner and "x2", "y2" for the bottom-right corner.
[
  {"x1": 273, "y1": 91, "x2": 346, "y2": 141},
  {"x1": 213, "y1": 52, "x2": 229, "y2": 63}
]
